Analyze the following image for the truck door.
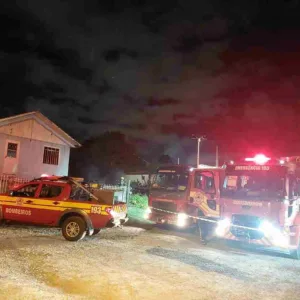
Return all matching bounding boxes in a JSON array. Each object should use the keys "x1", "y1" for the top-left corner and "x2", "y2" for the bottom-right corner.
[
  {"x1": 34, "y1": 183, "x2": 66, "y2": 225},
  {"x1": 190, "y1": 170, "x2": 220, "y2": 218},
  {"x1": 2, "y1": 183, "x2": 40, "y2": 223}
]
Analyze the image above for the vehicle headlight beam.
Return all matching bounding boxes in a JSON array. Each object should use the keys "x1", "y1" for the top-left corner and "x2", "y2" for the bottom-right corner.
[
  {"x1": 215, "y1": 218, "x2": 231, "y2": 237},
  {"x1": 177, "y1": 213, "x2": 188, "y2": 227}
]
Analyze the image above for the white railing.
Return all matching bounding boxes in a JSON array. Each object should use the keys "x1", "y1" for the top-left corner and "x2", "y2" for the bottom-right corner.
[
  {"x1": 101, "y1": 185, "x2": 126, "y2": 190},
  {"x1": 100, "y1": 184, "x2": 128, "y2": 203},
  {"x1": 0, "y1": 175, "x2": 30, "y2": 194}
]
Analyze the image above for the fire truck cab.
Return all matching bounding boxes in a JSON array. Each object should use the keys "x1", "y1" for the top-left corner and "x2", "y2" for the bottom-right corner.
[
  {"x1": 216, "y1": 154, "x2": 300, "y2": 259},
  {"x1": 146, "y1": 164, "x2": 225, "y2": 230}
]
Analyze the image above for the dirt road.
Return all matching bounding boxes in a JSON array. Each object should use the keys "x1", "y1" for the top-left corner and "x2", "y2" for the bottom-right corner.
[{"x1": 0, "y1": 220, "x2": 299, "y2": 300}]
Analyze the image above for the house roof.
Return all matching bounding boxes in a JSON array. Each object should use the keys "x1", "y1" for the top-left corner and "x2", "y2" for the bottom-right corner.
[{"x1": 0, "y1": 111, "x2": 81, "y2": 148}]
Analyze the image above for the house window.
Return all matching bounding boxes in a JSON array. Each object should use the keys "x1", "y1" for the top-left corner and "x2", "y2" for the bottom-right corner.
[
  {"x1": 7, "y1": 142, "x2": 18, "y2": 158},
  {"x1": 43, "y1": 147, "x2": 59, "y2": 165}
]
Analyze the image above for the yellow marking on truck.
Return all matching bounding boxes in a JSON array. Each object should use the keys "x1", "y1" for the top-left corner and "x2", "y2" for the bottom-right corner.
[{"x1": 0, "y1": 196, "x2": 113, "y2": 215}]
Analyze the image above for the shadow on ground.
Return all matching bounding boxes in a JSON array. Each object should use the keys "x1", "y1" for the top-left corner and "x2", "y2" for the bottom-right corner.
[{"x1": 147, "y1": 247, "x2": 250, "y2": 280}]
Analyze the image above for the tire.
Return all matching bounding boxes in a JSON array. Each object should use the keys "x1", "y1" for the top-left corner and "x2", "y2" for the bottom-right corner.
[
  {"x1": 62, "y1": 216, "x2": 87, "y2": 241},
  {"x1": 92, "y1": 229, "x2": 101, "y2": 235},
  {"x1": 290, "y1": 243, "x2": 300, "y2": 260}
]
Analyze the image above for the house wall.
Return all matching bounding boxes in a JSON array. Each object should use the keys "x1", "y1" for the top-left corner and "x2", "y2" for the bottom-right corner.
[
  {"x1": 124, "y1": 174, "x2": 149, "y2": 184},
  {"x1": 0, "y1": 119, "x2": 66, "y2": 145},
  {"x1": 0, "y1": 137, "x2": 6, "y2": 172},
  {"x1": 0, "y1": 133, "x2": 70, "y2": 179}
]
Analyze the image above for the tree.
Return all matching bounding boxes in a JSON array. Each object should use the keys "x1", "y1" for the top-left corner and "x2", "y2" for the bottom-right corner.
[
  {"x1": 158, "y1": 154, "x2": 173, "y2": 165},
  {"x1": 69, "y1": 131, "x2": 146, "y2": 181}
]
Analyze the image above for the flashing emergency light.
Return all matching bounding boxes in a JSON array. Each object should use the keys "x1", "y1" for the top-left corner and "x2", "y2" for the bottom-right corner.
[
  {"x1": 245, "y1": 154, "x2": 271, "y2": 165},
  {"x1": 41, "y1": 174, "x2": 49, "y2": 177}
]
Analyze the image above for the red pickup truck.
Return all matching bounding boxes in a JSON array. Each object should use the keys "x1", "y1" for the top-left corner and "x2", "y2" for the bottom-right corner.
[{"x1": 0, "y1": 176, "x2": 128, "y2": 241}]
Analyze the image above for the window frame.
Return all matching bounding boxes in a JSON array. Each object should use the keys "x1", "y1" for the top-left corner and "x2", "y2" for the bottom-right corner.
[
  {"x1": 38, "y1": 183, "x2": 64, "y2": 199},
  {"x1": 69, "y1": 183, "x2": 93, "y2": 202},
  {"x1": 11, "y1": 183, "x2": 40, "y2": 198},
  {"x1": 43, "y1": 146, "x2": 60, "y2": 165},
  {"x1": 5, "y1": 140, "x2": 20, "y2": 159},
  {"x1": 194, "y1": 170, "x2": 216, "y2": 194}
]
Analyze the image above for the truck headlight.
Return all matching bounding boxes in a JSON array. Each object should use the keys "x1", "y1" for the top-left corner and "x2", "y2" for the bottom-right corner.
[
  {"x1": 215, "y1": 218, "x2": 230, "y2": 236},
  {"x1": 177, "y1": 213, "x2": 188, "y2": 227},
  {"x1": 144, "y1": 207, "x2": 152, "y2": 219},
  {"x1": 259, "y1": 220, "x2": 274, "y2": 235},
  {"x1": 259, "y1": 220, "x2": 281, "y2": 237},
  {"x1": 110, "y1": 210, "x2": 117, "y2": 218},
  {"x1": 259, "y1": 220, "x2": 290, "y2": 248},
  {"x1": 218, "y1": 218, "x2": 230, "y2": 228}
]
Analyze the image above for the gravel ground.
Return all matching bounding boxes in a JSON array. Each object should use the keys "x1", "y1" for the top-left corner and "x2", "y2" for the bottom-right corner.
[{"x1": 0, "y1": 217, "x2": 299, "y2": 300}]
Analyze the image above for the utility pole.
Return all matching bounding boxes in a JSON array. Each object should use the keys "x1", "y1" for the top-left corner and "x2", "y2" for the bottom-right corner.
[
  {"x1": 191, "y1": 135, "x2": 206, "y2": 167},
  {"x1": 216, "y1": 145, "x2": 219, "y2": 167}
]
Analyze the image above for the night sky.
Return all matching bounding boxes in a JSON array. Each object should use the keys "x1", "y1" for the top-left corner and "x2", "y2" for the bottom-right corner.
[{"x1": 2, "y1": 0, "x2": 300, "y2": 163}]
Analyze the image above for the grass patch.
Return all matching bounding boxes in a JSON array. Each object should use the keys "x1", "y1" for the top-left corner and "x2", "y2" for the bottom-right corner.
[{"x1": 129, "y1": 193, "x2": 148, "y2": 209}]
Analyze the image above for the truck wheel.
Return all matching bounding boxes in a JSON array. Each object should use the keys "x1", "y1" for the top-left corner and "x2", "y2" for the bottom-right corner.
[
  {"x1": 92, "y1": 229, "x2": 101, "y2": 235},
  {"x1": 290, "y1": 243, "x2": 300, "y2": 260},
  {"x1": 62, "y1": 216, "x2": 87, "y2": 241}
]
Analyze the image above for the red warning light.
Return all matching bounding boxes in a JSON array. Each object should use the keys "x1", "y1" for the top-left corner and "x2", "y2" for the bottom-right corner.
[{"x1": 245, "y1": 154, "x2": 271, "y2": 165}]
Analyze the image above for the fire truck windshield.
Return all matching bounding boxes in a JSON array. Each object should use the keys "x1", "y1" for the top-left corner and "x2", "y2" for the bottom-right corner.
[
  {"x1": 222, "y1": 165, "x2": 286, "y2": 199},
  {"x1": 151, "y1": 171, "x2": 189, "y2": 191}
]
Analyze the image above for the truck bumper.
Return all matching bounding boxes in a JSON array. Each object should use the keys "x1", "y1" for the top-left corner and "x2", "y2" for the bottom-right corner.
[
  {"x1": 216, "y1": 225, "x2": 296, "y2": 251},
  {"x1": 149, "y1": 211, "x2": 195, "y2": 227},
  {"x1": 106, "y1": 216, "x2": 129, "y2": 228}
]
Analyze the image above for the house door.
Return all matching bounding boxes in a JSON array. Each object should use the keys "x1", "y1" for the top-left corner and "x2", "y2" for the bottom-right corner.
[{"x1": 3, "y1": 141, "x2": 20, "y2": 174}]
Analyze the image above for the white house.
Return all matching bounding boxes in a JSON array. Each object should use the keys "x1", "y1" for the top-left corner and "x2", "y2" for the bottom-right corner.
[{"x1": 0, "y1": 111, "x2": 81, "y2": 179}]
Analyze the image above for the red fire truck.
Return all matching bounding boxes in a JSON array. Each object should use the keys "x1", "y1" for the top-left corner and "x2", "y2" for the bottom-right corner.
[
  {"x1": 146, "y1": 165, "x2": 225, "y2": 235},
  {"x1": 216, "y1": 154, "x2": 300, "y2": 259}
]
